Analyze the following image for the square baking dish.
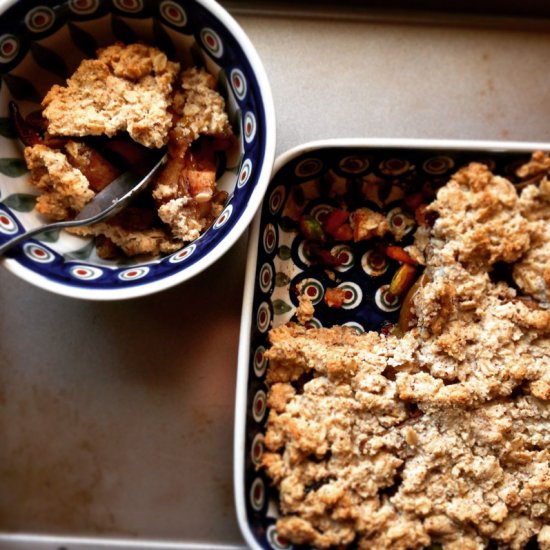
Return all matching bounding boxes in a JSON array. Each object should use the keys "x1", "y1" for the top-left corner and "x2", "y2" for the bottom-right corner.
[{"x1": 233, "y1": 137, "x2": 550, "y2": 550}]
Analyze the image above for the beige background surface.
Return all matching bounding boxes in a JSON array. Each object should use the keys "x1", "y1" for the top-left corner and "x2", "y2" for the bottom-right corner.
[{"x1": 1, "y1": 6, "x2": 550, "y2": 549}]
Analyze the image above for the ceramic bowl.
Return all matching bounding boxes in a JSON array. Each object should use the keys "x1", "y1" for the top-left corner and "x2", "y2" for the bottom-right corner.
[
  {"x1": 233, "y1": 138, "x2": 550, "y2": 550},
  {"x1": 0, "y1": 0, "x2": 275, "y2": 299}
]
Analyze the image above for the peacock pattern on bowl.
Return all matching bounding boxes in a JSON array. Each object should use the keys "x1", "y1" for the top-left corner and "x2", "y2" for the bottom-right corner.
[{"x1": 0, "y1": 0, "x2": 271, "y2": 294}]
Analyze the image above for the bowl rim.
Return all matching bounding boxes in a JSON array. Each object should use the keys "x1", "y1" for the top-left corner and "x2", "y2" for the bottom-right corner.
[
  {"x1": 232, "y1": 136, "x2": 550, "y2": 550},
  {"x1": 0, "y1": 0, "x2": 17, "y2": 12},
  {"x1": 0, "y1": 0, "x2": 277, "y2": 301}
]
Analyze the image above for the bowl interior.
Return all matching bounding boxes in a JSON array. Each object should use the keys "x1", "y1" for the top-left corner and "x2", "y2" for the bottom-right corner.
[
  {"x1": 0, "y1": 0, "x2": 272, "y2": 298},
  {"x1": 237, "y1": 143, "x2": 537, "y2": 550}
]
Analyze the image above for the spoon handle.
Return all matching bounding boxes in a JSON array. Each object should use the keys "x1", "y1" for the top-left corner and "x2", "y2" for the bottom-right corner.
[
  {"x1": 0, "y1": 218, "x2": 84, "y2": 256},
  {"x1": 0, "y1": 150, "x2": 168, "y2": 257}
]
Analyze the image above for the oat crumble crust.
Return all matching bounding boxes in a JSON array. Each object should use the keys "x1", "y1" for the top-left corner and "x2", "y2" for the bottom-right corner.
[
  {"x1": 261, "y1": 153, "x2": 550, "y2": 549},
  {"x1": 42, "y1": 43, "x2": 179, "y2": 149},
  {"x1": 24, "y1": 144, "x2": 95, "y2": 220},
  {"x1": 170, "y1": 66, "x2": 233, "y2": 147},
  {"x1": 513, "y1": 175, "x2": 550, "y2": 306},
  {"x1": 68, "y1": 223, "x2": 181, "y2": 257}
]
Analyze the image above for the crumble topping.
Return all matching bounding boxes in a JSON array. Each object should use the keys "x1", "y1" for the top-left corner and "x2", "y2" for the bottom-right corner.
[
  {"x1": 68, "y1": 222, "x2": 181, "y2": 257},
  {"x1": 24, "y1": 144, "x2": 95, "y2": 220},
  {"x1": 295, "y1": 281, "x2": 316, "y2": 324},
  {"x1": 170, "y1": 67, "x2": 233, "y2": 149},
  {"x1": 42, "y1": 43, "x2": 180, "y2": 149},
  {"x1": 423, "y1": 162, "x2": 532, "y2": 269},
  {"x1": 513, "y1": 176, "x2": 550, "y2": 306},
  {"x1": 264, "y1": 324, "x2": 550, "y2": 550}
]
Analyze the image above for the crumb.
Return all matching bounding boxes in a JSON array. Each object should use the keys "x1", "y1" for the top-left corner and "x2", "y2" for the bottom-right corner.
[
  {"x1": 404, "y1": 244, "x2": 426, "y2": 266},
  {"x1": 351, "y1": 207, "x2": 390, "y2": 241},
  {"x1": 295, "y1": 281, "x2": 315, "y2": 324}
]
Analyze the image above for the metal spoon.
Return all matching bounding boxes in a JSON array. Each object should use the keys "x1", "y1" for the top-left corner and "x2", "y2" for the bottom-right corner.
[{"x1": 0, "y1": 149, "x2": 168, "y2": 256}]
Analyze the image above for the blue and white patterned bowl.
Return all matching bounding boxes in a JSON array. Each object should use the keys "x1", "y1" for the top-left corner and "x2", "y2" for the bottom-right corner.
[
  {"x1": 234, "y1": 138, "x2": 550, "y2": 550},
  {"x1": 0, "y1": 0, "x2": 275, "y2": 299}
]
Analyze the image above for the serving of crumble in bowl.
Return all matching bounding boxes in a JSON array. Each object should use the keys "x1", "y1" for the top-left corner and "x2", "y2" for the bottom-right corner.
[
  {"x1": 0, "y1": 0, "x2": 275, "y2": 299},
  {"x1": 234, "y1": 138, "x2": 550, "y2": 550}
]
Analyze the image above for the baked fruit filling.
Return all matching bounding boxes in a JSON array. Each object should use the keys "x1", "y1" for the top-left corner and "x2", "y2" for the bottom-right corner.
[{"x1": 14, "y1": 42, "x2": 235, "y2": 258}]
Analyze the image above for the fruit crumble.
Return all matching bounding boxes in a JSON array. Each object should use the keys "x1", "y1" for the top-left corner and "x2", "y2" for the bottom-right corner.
[{"x1": 14, "y1": 42, "x2": 235, "y2": 258}]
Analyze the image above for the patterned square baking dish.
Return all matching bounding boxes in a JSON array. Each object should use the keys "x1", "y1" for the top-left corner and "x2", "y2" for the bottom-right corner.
[{"x1": 233, "y1": 138, "x2": 550, "y2": 550}]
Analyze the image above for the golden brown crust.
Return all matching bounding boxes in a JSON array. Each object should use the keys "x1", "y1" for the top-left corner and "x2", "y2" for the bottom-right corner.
[
  {"x1": 24, "y1": 143, "x2": 95, "y2": 220},
  {"x1": 263, "y1": 324, "x2": 550, "y2": 549},
  {"x1": 68, "y1": 223, "x2": 181, "y2": 257},
  {"x1": 170, "y1": 67, "x2": 233, "y2": 149},
  {"x1": 427, "y1": 162, "x2": 532, "y2": 268},
  {"x1": 42, "y1": 43, "x2": 179, "y2": 148}
]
